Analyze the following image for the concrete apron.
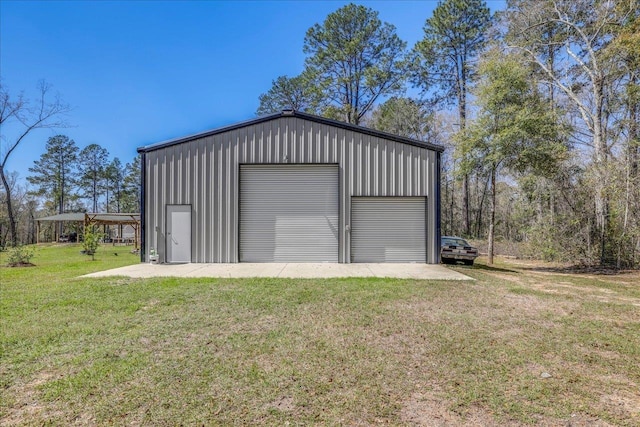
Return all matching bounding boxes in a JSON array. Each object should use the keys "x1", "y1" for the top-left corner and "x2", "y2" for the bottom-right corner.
[{"x1": 82, "y1": 263, "x2": 474, "y2": 280}]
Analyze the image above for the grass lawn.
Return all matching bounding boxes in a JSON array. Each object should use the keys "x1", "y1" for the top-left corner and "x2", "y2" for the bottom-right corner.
[{"x1": 1, "y1": 245, "x2": 639, "y2": 425}]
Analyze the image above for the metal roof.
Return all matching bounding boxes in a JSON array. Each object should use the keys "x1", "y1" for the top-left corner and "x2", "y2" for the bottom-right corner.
[
  {"x1": 37, "y1": 213, "x2": 140, "y2": 224},
  {"x1": 85, "y1": 213, "x2": 140, "y2": 224},
  {"x1": 137, "y1": 110, "x2": 445, "y2": 154},
  {"x1": 36, "y1": 213, "x2": 85, "y2": 222}
]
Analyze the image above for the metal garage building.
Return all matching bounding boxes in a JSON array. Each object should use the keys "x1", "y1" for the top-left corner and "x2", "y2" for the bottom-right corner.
[{"x1": 137, "y1": 110, "x2": 443, "y2": 264}]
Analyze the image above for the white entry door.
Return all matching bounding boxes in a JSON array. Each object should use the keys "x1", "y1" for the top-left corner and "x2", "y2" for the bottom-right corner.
[{"x1": 167, "y1": 205, "x2": 191, "y2": 263}]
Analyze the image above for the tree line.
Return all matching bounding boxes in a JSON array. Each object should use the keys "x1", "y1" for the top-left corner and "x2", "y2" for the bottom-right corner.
[
  {"x1": 1, "y1": 80, "x2": 140, "y2": 248},
  {"x1": 1, "y1": 0, "x2": 637, "y2": 267},
  {"x1": 257, "y1": 0, "x2": 639, "y2": 268},
  {"x1": 0, "y1": 132, "x2": 140, "y2": 248},
  {"x1": 27, "y1": 136, "x2": 139, "y2": 216}
]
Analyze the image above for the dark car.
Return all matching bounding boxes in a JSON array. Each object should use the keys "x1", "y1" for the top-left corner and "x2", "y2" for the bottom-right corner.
[{"x1": 441, "y1": 236, "x2": 478, "y2": 265}]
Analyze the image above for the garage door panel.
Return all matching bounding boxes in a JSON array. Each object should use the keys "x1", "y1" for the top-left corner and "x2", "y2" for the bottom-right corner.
[
  {"x1": 240, "y1": 165, "x2": 339, "y2": 262},
  {"x1": 351, "y1": 197, "x2": 426, "y2": 263}
]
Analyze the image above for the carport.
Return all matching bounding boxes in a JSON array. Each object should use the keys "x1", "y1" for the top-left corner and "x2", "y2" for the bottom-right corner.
[{"x1": 36, "y1": 213, "x2": 141, "y2": 248}]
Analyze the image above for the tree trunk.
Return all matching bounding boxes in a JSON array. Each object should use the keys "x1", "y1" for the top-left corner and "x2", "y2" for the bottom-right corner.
[
  {"x1": 450, "y1": 178, "x2": 454, "y2": 236},
  {"x1": 463, "y1": 175, "x2": 470, "y2": 236},
  {"x1": 458, "y1": 68, "x2": 470, "y2": 236},
  {"x1": 488, "y1": 165, "x2": 496, "y2": 265},
  {"x1": 475, "y1": 174, "x2": 490, "y2": 239},
  {"x1": 59, "y1": 168, "x2": 64, "y2": 239},
  {"x1": 93, "y1": 171, "x2": 98, "y2": 212},
  {"x1": 0, "y1": 167, "x2": 18, "y2": 246},
  {"x1": 28, "y1": 207, "x2": 36, "y2": 244},
  {"x1": 623, "y1": 74, "x2": 639, "y2": 268},
  {"x1": 593, "y1": 78, "x2": 608, "y2": 265}
]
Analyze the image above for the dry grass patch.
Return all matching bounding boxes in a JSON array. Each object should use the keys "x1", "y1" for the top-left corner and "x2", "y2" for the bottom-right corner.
[{"x1": 401, "y1": 390, "x2": 504, "y2": 426}]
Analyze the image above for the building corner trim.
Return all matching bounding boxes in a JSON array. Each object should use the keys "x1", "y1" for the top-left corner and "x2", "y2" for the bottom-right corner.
[
  {"x1": 435, "y1": 151, "x2": 442, "y2": 264},
  {"x1": 140, "y1": 152, "x2": 146, "y2": 263}
]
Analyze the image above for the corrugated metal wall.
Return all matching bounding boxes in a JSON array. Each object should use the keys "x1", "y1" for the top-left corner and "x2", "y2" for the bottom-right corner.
[{"x1": 144, "y1": 116, "x2": 439, "y2": 263}]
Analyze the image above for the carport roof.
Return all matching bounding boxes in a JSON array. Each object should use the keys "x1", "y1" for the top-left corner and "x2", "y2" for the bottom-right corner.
[
  {"x1": 37, "y1": 213, "x2": 140, "y2": 225},
  {"x1": 36, "y1": 213, "x2": 86, "y2": 222},
  {"x1": 137, "y1": 110, "x2": 445, "y2": 154}
]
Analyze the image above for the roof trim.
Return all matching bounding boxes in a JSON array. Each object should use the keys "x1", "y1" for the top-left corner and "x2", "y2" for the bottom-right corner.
[{"x1": 137, "y1": 110, "x2": 445, "y2": 153}]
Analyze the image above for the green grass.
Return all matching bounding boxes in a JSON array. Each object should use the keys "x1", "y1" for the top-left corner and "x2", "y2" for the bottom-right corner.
[{"x1": 1, "y1": 246, "x2": 639, "y2": 425}]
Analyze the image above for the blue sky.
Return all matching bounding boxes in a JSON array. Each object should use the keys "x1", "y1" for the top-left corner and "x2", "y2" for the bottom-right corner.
[{"x1": 1, "y1": 1, "x2": 504, "y2": 183}]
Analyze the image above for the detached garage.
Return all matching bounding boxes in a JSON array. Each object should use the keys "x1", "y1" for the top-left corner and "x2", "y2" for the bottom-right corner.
[{"x1": 138, "y1": 110, "x2": 443, "y2": 264}]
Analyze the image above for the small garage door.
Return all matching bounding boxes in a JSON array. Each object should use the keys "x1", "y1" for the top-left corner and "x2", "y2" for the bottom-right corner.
[
  {"x1": 351, "y1": 197, "x2": 426, "y2": 263},
  {"x1": 240, "y1": 164, "x2": 339, "y2": 262}
]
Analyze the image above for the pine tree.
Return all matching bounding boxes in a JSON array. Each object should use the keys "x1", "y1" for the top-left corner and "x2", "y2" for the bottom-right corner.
[
  {"x1": 104, "y1": 158, "x2": 126, "y2": 213},
  {"x1": 27, "y1": 135, "x2": 79, "y2": 216},
  {"x1": 412, "y1": 0, "x2": 491, "y2": 236},
  {"x1": 303, "y1": 4, "x2": 408, "y2": 125},
  {"x1": 78, "y1": 143, "x2": 109, "y2": 212},
  {"x1": 122, "y1": 155, "x2": 141, "y2": 213},
  {"x1": 256, "y1": 73, "x2": 324, "y2": 115}
]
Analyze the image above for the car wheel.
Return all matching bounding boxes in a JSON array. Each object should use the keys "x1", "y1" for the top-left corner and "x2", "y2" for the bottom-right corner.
[{"x1": 464, "y1": 260, "x2": 474, "y2": 266}]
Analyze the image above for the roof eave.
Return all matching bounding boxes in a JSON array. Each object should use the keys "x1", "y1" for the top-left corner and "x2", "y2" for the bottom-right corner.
[{"x1": 137, "y1": 110, "x2": 445, "y2": 154}]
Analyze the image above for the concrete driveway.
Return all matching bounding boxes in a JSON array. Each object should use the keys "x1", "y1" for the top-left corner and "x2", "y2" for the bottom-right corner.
[{"x1": 82, "y1": 262, "x2": 473, "y2": 280}]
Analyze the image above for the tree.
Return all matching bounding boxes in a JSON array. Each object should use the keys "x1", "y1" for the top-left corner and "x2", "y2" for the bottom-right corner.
[
  {"x1": 122, "y1": 155, "x2": 141, "y2": 213},
  {"x1": 104, "y1": 157, "x2": 125, "y2": 213},
  {"x1": 27, "y1": 135, "x2": 79, "y2": 217},
  {"x1": 505, "y1": 0, "x2": 638, "y2": 264},
  {"x1": 367, "y1": 97, "x2": 436, "y2": 142},
  {"x1": 459, "y1": 52, "x2": 566, "y2": 264},
  {"x1": 0, "y1": 81, "x2": 70, "y2": 246},
  {"x1": 78, "y1": 143, "x2": 109, "y2": 212},
  {"x1": 0, "y1": 171, "x2": 24, "y2": 248},
  {"x1": 82, "y1": 225, "x2": 103, "y2": 261},
  {"x1": 605, "y1": 6, "x2": 640, "y2": 267},
  {"x1": 256, "y1": 73, "x2": 324, "y2": 115},
  {"x1": 303, "y1": 3, "x2": 408, "y2": 125},
  {"x1": 412, "y1": 0, "x2": 491, "y2": 236}
]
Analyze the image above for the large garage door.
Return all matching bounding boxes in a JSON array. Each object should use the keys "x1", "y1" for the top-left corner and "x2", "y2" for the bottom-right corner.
[
  {"x1": 351, "y1": 197, "x2": 426, "y2": 263},
  {"x1": 240, "y1": 165, "x2": 339, "y2": 262}
]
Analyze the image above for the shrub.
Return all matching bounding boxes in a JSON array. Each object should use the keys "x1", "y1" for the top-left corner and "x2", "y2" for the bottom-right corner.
[
  {"x1": 82, "y1": 226, "x2": 104, "y2": 261},
  {"x1": 6, "y1": 245, "x2": 35, "y2": 267}
]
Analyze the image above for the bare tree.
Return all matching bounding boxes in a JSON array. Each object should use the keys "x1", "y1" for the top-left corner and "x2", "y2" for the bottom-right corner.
[
  {"x1": 0, "y1": 81, "x2": 70, "y2": 246},
  {"x1": 505, "y1": 0, "x2": 637, "y2": 264}
]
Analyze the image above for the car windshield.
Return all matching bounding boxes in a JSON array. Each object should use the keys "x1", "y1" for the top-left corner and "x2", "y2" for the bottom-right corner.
[{"x1": 442, "y1": 237, "x2": 469, "y2": 247}]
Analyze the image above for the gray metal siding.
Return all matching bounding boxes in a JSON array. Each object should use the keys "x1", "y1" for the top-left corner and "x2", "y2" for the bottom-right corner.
[
  {"x1": 144, "y1": 116, "x2": 440, "y2": 263},
  {"x1": 351, "y1": 197, "x2": 426, "y2": 263},
  {"x1": 239, "y1": 165, "x2": 339, "y2": 262}
]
